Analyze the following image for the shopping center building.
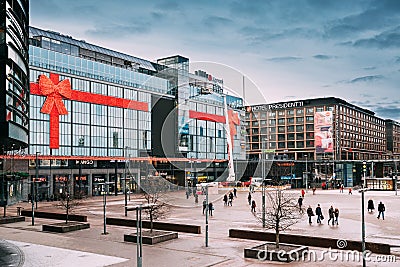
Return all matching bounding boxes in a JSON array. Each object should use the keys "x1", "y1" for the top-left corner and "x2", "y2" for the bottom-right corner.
[
  {"x1": 245, "y1": 97, "x2": 400, "y2": 189},
  {"x1": 17, "y1": 26, "x2": 245, "y2": 199}
]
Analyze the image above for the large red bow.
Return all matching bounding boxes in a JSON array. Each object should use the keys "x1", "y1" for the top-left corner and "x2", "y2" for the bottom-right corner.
[{"x1": 39, "y1": 75, "x2": 72, "y2": 115}]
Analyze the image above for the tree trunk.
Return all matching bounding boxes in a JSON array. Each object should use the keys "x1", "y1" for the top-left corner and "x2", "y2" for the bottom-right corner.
[
  {"x1": 66, "y1": 198, "x2": 69, "y2": 223},
  {"x1": 275, "y1": 229, "x2": 280, "y2": 248},
  {"x1": 150, "y1": 212, "x2": 153, "y2": 233}
]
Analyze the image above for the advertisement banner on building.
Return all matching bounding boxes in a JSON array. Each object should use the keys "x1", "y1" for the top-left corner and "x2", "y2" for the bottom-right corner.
[{"x1": 314, "y1": 111, "x2": 333, "y2": 153}]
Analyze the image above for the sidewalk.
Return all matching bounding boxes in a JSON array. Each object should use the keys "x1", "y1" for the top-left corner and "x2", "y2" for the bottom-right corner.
[{"x1": 1, "y1": 189, "x2": 399, "y2": 266}]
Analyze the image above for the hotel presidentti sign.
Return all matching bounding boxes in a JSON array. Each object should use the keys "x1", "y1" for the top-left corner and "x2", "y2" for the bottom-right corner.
[{"x1": 250, "y1": 101, "x2": 304, "y2": 111}]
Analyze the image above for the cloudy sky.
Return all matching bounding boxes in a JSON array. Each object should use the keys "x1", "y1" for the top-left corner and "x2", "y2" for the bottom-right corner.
[{"x1": 31, "y1": 0, "x2": 400, "y2": 120}]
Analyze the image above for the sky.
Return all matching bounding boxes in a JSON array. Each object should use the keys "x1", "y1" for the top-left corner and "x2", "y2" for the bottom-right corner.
[{"x1": 30, "y1": 0, "x2": 400, "y2": 120}]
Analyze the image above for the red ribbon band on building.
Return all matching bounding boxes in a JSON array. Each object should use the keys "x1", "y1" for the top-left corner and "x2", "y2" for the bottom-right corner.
[{"x1": 30, "y1": 73, "x2": 149, "y2": 149}]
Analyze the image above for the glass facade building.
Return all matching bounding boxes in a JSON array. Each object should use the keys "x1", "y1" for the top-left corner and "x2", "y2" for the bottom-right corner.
[{"x1": 25, "y1": 27, "x2": 245, "y2": 198}]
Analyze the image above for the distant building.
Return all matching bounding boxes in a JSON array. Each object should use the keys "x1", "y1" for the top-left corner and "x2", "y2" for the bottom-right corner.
[{"x1": 245, "y1": 97, "x2": 400, "y2": 189}]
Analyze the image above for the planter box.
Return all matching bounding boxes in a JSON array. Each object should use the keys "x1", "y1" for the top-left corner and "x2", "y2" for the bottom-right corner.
[
  {"x1": 124, "y1": 230, "x2": 178, "y2": 245},
  {"x1": 0, "y1": 216, "x2": 25, "y2": 224},
  {"x1": 42, "y1": 222, "x2": 90, "y2": 233},
  {"x1": 245, "y1": 242, "x2": 308, "y2": 262},
  {"x1": 107, "y1": 217, "x2": 201, "y2": 234}
]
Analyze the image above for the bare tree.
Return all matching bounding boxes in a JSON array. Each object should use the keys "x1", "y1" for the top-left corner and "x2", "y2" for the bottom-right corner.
[
  {"x1": 54, "y1": 193, "x2": 81, "y2": 223},
  {"x1": 254, "y1": 187, "x2": 303, "y2": 248},
  {"x1": 141, "y1": 177, "x2": 170, "y2": 233}
]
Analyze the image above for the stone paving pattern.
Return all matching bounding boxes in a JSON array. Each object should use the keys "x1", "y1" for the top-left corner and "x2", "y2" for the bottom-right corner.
[{"x1": 1, "y1": 188, "x2": 399, "y2": 266}]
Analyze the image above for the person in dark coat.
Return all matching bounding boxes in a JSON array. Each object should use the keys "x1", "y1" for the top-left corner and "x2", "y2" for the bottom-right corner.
[
  {"x1": 368, "y1": 199, "x2": 375, "y2": 212},
  {"x1": 202, "y1": 199, "x2": 207, "y2": 214},
  {"x1": 208, "y1": 202, "x2": 214, "y2": 216},
  {"x1": 377, "y1": 202, "x2": 385, "y2": 220},
  {"x1": 228, "y1": 192, "x2": 234, "y2": 206},
  {"x1": 248, "y1": 192, "x2": 252, "y2": 205},
  {"x1": 315, "y1": 204, "x2": 322, "y2": 224},
  {"x1": 298, "y1": 196, "x2": 303, "y2": 211},
  {"x1": 307, "y1": 205, "x2": 314, "y2": 224},
  {"x1": 328, "y1": 206, "x2": 335, "y2": 225},
  {"x1": 223, "y1": 194, "x2": 228, "y2": 206},
  {"x1": 233, "y1": 187, "x2": 237, "y2": 198},
  {"x1": 334, "y1": 208, "x2": 339, "y2": 225},
  {"x1": 251, "y1": 200, "x2": 256, "y2": 212}
]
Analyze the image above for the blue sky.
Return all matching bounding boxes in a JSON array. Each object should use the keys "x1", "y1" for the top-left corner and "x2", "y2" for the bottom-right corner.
[{"x1": 31, "y1": 0, "x2": 400, "y2": 120}]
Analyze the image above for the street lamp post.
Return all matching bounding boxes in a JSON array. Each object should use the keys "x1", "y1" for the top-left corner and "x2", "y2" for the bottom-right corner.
[
  {"x1": 124, "y1": 146, "x2": 128, "y2": 216},
  {"x1": 100, "y1": 182, "x2": 113, "y2": 235},
  {"x1": 262, "y1": 139, "x2": 266, "y2": 228},
  {"x1": 359, "y1": 187, "x2": 368, "y2": 267},
  {"x1": 305, "y1": 154, "x2": 308, "y2": 192},
  {"x1": 205, "y1": 184, "x2": 209, "y2": 247},
  {"x1": 32, "y1": 152, "x2": 40, "y2": 225},
  {"x1": 395, "y1": 160, "x2": 398, "y2": 196}
]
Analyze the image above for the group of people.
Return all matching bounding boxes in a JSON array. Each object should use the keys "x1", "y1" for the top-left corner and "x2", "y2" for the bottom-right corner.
[
  {"x1": 202, "y1": 200, "x2": 214, "y2": 216},
  {"x1": 223, "y1": 191, "x2": 235, "y2": 206},
  {"x1": 306, "y1": 204, "x2": 339, "y2": 225}
]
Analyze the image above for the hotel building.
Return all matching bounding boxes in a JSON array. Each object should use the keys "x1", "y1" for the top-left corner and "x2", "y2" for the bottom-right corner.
[{"x1": 245, "y1": 97, "x2": 400, "y2": 189}]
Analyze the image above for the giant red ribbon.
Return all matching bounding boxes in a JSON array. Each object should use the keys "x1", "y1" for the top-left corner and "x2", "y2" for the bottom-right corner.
[
  {"x1": 30, "y1": 73, "x2": 149, "y2": 149},
  {"x1": 189, "y1": 109, "x2": 240, "y2": 147}
]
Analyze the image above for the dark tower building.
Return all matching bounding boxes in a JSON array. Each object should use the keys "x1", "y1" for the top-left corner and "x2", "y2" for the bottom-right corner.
[{"x1": 0, "y1": 0, "x2": 29, "y2": 151}]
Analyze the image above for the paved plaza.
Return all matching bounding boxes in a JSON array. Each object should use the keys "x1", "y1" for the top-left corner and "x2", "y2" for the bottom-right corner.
[{"x1": 1, "y1": 188, "x2": 400, "y2": 266}]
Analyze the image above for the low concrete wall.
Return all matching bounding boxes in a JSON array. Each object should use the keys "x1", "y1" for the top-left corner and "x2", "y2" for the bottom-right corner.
[
  {"x1": 0, "y1": 216, "x2": 25, "y2": 224},
  {"x1": 107, "y1": 217, "x2": 201, "y2": 234},
  {"x1": 21, "y1": 210, "x2": 87, "y2": 222},
  {"x1": 42, "y1": 222, "x2": 90, "y2": 233},
  {"x1": 229, "y1": 229, "x2": 391, "y2": 255}
]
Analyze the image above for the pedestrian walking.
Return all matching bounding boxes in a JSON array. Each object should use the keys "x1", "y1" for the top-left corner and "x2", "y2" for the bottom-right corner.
[
  {"x1": 228, "y1": 192, "x2": 234, "y2": 206},
  {"x1": 186, "y1": 190, "x2": 190, "y2": 199},
  {"x1": 208, "y1": 202, "x2": 214, "y2": 216},
  {"x1": 202, "y1": 199, "x2": 207, "y2": 214},
  {"x1": 377, "y1": 201, "x2": 385, "y2": 220},
  {"x1": 307, "y1": 205, "x2": 314, "y2": 224},
  {"x1": 328, "y1": 206, "x2": 335, "y2": 225},
  {"x1": 340, "y1": 184, "x2": 344, "y2": 193},
  {"x1": 247, "y1": 192, "x2": 252, "y2": 205},
  {"x1": 233, "y1": 188, "x2": 237, "y2": 198},
  {"x1": 348, "y1": 188, "x2": 352, "y2": 195},
  {"x1": 194, "y1": 193, "x2": 198, "y2": 204},
  {"x1": 301, "y1": 189, "x2": 305, "y2": 198},
  {"x1": 251, "y1": 200, "x2": 256, "y2": 212},
  {"x1": 223, "y1": 194, "x2": 228, "y2": 206},
  {"x1": 315, "y1": 204, "x2": 323, "y2": 224},
  {"x1": 334, "y1": 208, "x2": 339, "y2": 225},
  {"x1": 312, "y1": 186, "x2": 316, "y2": 195},
  {"x1": 298, "y1": 196, "x2": 303, "y2": 211},
  {"x1": 367, "y1": 199, "x2": 374, "y2": 212}
]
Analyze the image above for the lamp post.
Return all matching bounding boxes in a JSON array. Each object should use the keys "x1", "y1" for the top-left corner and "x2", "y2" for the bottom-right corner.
[
  {"x1": 305, "y1": 155, "x2": 308, "y2": 192},
  {"x1": 359, "y1": 187, "x2": 368, "y2": 267},
  {"x1": 32, "y1": 152, "x2": 40, "y2": 225},
  {"x1": 261, "y1": 139, "x2": 266, "y2": 228},
  {"x1": 205, "y1": 184, "x2": 209, "y2": 247},
  {"x1": 100, "y1": 182, "x2": 113, "y2": 235},
  {"x1": 363, "y1": 161, "x2": 367, "y2": 188},
  {"x1": 124, "y1": 146, "x2": 128, "y2": 216},
  {"x1": 395, "y1": 159, "x2": 398, "y2": 196}
]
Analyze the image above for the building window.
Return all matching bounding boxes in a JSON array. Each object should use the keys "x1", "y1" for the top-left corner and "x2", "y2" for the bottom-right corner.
[
  {"x1": 287, "y1": 109, "x2": 294, "y2": 116},
  {"x1": 200, "y1": 126, "x2": 204, "y2": 136},
  {"x1": 296, "y1": 109, "x2": 304, "y2": 115},
  {"x1": 316, "y1": 107, "x2": 324, "y2": 112},
  {"x1": 278, "y1": 118, "x2": 285, "y2": 125},
  {"x1": 296, "y1": 117, "x2": 304, "y2": 123}
]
